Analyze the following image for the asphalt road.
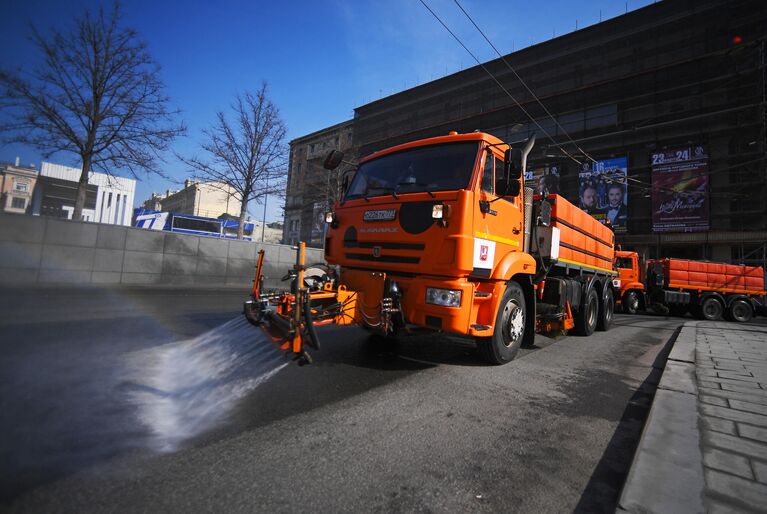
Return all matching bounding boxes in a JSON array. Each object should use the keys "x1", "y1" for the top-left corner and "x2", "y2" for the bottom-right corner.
[{"x1": 3, "y1": 286, "x2": 749, "y2": 513}]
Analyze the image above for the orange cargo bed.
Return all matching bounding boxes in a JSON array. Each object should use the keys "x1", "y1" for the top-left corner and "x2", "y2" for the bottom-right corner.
[
  {"x1": 544, "y1": 194, "x2": 615, "y2": 273},
  {"x1": 659, "y1": 258, "x2": 765, "y2": 295}
]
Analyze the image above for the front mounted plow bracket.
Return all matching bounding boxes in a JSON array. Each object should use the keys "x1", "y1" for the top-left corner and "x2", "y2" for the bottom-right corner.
[{"x1": 244, "y1": 242, "x2": 358, "y2": 366}]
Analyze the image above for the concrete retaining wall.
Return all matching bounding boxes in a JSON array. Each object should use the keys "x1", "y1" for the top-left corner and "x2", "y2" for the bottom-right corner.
[{"x1": 0, "y1": 213, "x2": 324, "y2": 290}]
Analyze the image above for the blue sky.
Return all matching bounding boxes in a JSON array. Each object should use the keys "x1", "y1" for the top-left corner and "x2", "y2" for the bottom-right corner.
[{"x1": 1, "y1": 0, "x2": 654, "y2": 222}]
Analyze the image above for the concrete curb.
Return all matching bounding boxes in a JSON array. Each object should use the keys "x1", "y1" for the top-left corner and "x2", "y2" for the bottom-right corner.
[{"x1": 617, "y1": 322, "x2": 706, "y2": 514}]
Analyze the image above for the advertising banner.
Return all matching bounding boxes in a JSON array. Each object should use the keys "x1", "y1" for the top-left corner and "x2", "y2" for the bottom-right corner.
[
  {"x1": 311, "y1": 201, "x2": 326, "y2": 244},
  {"x1": 651, "y1": 146, "x2": 709, "y2": 233},
  {"x1": 578, "y1": 157, "x2": 628, "y2": 233},
  {"x1": 524, "y1": 164, "x2": 560, "y2": 195}
]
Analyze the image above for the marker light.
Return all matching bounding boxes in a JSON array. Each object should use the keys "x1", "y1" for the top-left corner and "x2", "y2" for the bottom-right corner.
[
  {"x1": 432, "y1": 204, "x2": 444, "y2": 219},
  {"x1": 325, "y1": 211, "x2": 335, "y2": 224},
  {"x1": 426, "y1": 287, "x2": 462, "y2": 307}
]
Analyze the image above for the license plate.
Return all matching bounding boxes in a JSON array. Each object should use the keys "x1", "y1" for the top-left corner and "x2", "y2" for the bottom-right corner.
[{"x1": 363, "y1": 209, "x2": 396, "y2": 221}]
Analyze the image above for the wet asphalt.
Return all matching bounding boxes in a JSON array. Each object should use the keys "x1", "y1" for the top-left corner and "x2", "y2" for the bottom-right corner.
[{"x1": 3, "y1": 286, "x2": 758, "y2": 513}]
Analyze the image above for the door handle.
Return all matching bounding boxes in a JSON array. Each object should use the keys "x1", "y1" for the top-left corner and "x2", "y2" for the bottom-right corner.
[{"x1": 479, "y1": 200, "x2": 497, "y2": 216}]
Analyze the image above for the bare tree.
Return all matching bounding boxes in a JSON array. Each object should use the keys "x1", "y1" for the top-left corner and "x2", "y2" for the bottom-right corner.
[
  {"x1": 0, "y1": 3, "x2": 185, "y2": 220},
  {"x1": 180, "y1": 84, "x2": 288, "y2": 239}
]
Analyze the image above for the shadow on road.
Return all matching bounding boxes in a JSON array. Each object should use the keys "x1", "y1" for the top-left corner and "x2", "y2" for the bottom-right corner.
[{"x1": 572, "y1": 325, "x2": 681, "y2": 513}]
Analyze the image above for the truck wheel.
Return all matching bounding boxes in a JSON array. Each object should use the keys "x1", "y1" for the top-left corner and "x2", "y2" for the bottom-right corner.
[
  {"x1": 477, "y1": 281, "x2": 525, "y2": 365},
  {"x1": 597, "y1": 287, "x2": 613, "y2": 331},
  {"x1": 700, "y1": 297, "x2": 724, "y2": 321},
  {"x1": 622, "y1": 291, "x2": 640, "y2": 315},
  {"x1": 574, "y1": 288, "x2": 599, "y2": 336},
  {"x1": 729, "y1": 300, "x2": 753, "y2": 323}
]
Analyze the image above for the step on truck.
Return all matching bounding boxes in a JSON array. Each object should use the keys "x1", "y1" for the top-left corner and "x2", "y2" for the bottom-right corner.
[
  {"x1": 614, "y1": 250, "x2": 765, "y2": 322},
  {"x1": 245, "y1": 131, "x2": 617, "y2": 365}
]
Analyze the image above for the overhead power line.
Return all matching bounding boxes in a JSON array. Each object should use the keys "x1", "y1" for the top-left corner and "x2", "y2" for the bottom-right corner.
[
  {"x1": 417, "y1": 0, "x2": 584, "y2": 165},
  {"x1": 452, "y1": 0, "x2": 598, "y2": 164}
]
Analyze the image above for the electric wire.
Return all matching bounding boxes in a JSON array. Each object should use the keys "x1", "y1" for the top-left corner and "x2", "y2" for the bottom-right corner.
[
  {"x1": 419, "y1": 0, "x2": 764, "y2": 200},
  {"x1": 452, "y1": 0, "x2": 598, "y2": 164},
  {"x1": 451, "y1": 0, "x2": 762, "y2": 199},
  {"x1": 599, "y1": 155, "x2": 766, "y2": 198},
  {"x1": 417, "y1": 0, "x2": 584, "y2": 165}
]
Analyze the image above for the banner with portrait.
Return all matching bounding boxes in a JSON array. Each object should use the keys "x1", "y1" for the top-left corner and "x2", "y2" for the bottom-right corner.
[
  {"x1": 524, "y1": 164, "x2": 560, "y2": 195},
  {"x1": 651, "y1": 146, "x2": 709, "y2": 233},
  {"x1": 578, "y1": 157, "x2": 628, "y2": 233}
]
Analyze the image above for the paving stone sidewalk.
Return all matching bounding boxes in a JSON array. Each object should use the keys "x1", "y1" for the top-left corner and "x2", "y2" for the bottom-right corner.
[{"x1": 618, "y1": 320, "x2": 767, "y2": 514}]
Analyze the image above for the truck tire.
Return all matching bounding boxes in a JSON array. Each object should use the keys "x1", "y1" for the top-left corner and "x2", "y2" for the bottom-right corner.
[
  {"x1": 729, "y1": 300, "x2": 753, "y2": 323},
  {"x1": 700, "y1": 297, "x2": 724, "y2": 321},
  {"x1": 622, "y1": 291, "x2": 640, "y2": 315},
  {"x1": 596, "y1": 287, "x2": 613, "y2": 331},
  {"x1": 574, "y1": 288, "x2": 599, "y2": 336},
  {"x1": 477, "y1": 281, "x2": 525, "y2": 365}
]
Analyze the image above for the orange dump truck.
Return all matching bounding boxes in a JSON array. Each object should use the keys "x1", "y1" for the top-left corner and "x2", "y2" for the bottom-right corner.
[
  {"x1": 614, "y1": 251, "x2": 765, "y2": 322},
  {"x1": 245, "y1": 131, "x2": 617, "y2": 365}
]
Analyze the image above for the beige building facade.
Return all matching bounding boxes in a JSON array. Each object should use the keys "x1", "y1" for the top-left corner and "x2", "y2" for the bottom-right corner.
[
  {"x1": 143, "y1": 180, "x2": 242, "y2": 219},
  {"x1": 0, "y1": 162, "x2": 38, "y2": 214},
  {"x1": 282, "y1": 120, "x2": 355, "y2": 247}
]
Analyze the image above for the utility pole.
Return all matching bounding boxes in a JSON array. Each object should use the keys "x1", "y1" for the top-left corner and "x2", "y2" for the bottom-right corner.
[{"x1": 261, "y1": 174, "x2": 268, "y2": 242}]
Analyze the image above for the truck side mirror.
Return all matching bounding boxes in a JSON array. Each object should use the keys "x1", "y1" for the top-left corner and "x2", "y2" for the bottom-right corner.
[
  {"x1": 323, "y1": 150, "x2": 344, "y2": 170},
  {"x1": 504, "y1": 148, "x2": 524, "y2": 180},
  {"x1": 503, "y1": 134, "x2": 536, "y2": 185},
  {"x1": 506, "y1": 179, "x2": 521, "y2": 197}
]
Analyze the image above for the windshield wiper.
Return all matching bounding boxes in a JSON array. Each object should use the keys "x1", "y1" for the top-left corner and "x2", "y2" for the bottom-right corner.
[
  {"x1": 367, "y1": 186, "x2": 399, "y2": 200},
  {"x1": 396, "y1": 181, "x2": 436, "y2": 198}
]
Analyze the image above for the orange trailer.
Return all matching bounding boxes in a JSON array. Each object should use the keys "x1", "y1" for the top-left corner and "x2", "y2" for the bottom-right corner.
[
  {"x1": 544, "y1": 194, "x2": 615, "y2": 274},
  {"x1": 657, "y1": 258, "x2": 764, "y2": 295}
]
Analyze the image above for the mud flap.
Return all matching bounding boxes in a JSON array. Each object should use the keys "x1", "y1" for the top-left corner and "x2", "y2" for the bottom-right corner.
[{"x1": 521, "y1": 276, "x2": 536, "y2": 347}]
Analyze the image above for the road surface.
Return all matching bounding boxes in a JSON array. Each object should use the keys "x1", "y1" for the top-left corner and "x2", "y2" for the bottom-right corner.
[{"x1": 4, "y1": 286, "x2": 755, "y2": 513}]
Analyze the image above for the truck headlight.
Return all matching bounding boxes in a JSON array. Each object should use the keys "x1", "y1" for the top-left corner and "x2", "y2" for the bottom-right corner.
[
  {"x1": 426, "y1": 287, "x2": 462, "y2": 307},
  {"x1": 325, "y1": 211, "x2": 338, "y2": 228},
  {"x1": 432, "y1": 204, "x2": 444, "y2": 219}
]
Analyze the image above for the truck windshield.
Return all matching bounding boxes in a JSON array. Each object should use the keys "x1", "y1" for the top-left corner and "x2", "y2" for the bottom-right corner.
[
  {"x1": 345, "y1": 142, "x2": 479, "y2": 200},
  {"x1": 615, "y1": 257, "x2": 633, "y2": 269}
]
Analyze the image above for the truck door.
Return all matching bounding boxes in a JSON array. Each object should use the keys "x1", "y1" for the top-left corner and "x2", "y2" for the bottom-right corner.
[{"x1": 472, "y1": 148, "x2": 524, "y2": 278}]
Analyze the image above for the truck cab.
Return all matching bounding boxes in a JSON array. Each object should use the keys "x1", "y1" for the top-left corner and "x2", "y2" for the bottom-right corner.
[
  {"x1": 324, "y1": 132, "x2": 536, "y2": 352},
  {"x1": 614, "y1": 250, "x2": 645, "y2": 314}
]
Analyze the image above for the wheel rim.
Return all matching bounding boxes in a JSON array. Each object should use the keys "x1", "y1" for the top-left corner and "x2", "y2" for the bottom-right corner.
[
  {"x1": 627, "y1": 293, "x2": 638, "y2": 311},
  {"x1": 733, "y1": 302, "x2": 749, "y2": 321},
  {"x1": 501, "y1": 299, "x2": 524, "y2": 347},
  {"x1": 605, "y1": 294, "x2": 613, "y2": 323},
  {"x1": 703, "y1": 300, "x2": 721, "y2": 319},
  {"x1": 588, "y1": 297, "x2": 597, "y2": 328}
]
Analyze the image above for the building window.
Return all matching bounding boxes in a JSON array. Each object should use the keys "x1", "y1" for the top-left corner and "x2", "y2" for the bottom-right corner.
[
  {"x1": 14, "y1": 182, "x2": 28, "y2": 192},
  {"x1": 11, "y1": 197, "x2": 26, "y2": 209}
]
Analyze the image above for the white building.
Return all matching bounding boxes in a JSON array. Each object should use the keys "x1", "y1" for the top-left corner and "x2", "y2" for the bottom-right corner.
[{"x1": 33, "y1": 162, "x2": 136, "y2": 226}]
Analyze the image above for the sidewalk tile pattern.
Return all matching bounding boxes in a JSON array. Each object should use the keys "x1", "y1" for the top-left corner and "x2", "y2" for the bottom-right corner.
[{"x1": 695, "y1": 322, "x2": 767, "y2": 512}]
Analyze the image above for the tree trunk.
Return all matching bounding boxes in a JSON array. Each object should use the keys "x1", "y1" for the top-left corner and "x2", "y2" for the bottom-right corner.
[
  {"x1": 237, "y1": 199, "x2": 248, "y2": 240},
  {"x1": 73, "y1": 155, "x2": 91, "y2": 221}
]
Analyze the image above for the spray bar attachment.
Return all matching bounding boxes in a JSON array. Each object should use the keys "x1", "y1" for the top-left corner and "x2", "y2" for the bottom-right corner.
[{"x1": 244, "y1": 243, "x2": 358, "y2": 365}]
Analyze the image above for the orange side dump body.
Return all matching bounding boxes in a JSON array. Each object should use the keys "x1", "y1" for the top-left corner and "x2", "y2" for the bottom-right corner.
[
  {"x1": 546, "y1": 194, "x2": 615, "y2": 272},
  {"x1": 660, "y1": 258, "x2": 765, "y2": 295}
]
